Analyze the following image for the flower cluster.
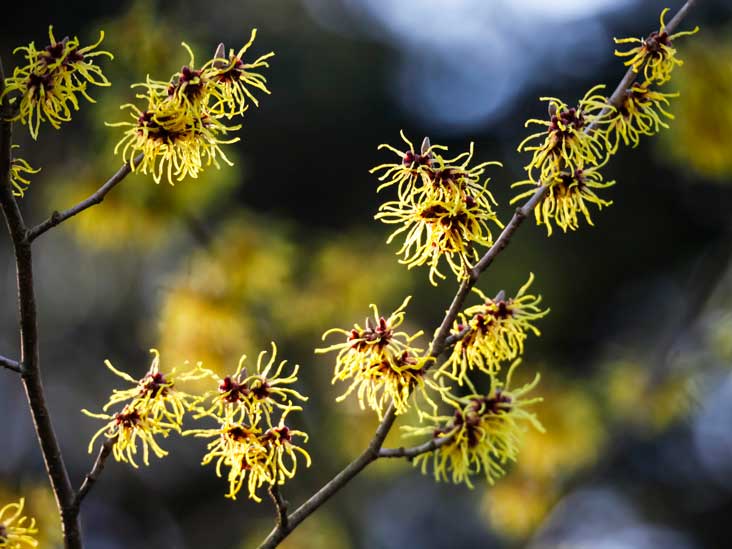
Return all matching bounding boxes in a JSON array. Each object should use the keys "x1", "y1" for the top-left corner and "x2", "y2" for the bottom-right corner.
[
  {"x1": 372, "y1": 133, "x2": 503, "y2": 285},
  {"x1": 513, "y1": 8, "x2": 699, "y2": 235},
  {"x1": 83, "y1": 350, "x2": 201, "y2": 467},
  {"x1": 439, "y1": 274, "x2": 549, "y2": 384},
  {"x1": 518, "y1": 85, "x2": 610, "y2": 183},
  {"x1": 109, "y1": 29, "x2": 273, "y2": 184},
  {"x1": 605, "y1": 84, "x2": 679, "y2": 154},
  {"x1": 0, "y1": 498, "x2": 38, "y2": 549},
  {"x1": 184, "y1": 343, "x2": 310, "y2": 501},
  {"x1": 614, "y1": 8, "x2": 699, "y2": 86},
  {"x1": 1, "y1": 26, "x2": 112, "y2": 139},
  {"x1": 406, "y1": 362, "x2": 543, "y2": 487},
  {"x1": 317, "y1": 297, "x2": 438, "y2": 419},
  {"x1": 9, "y1": 146, "x2": 40, "y2": 198},
  {"x1": 511, "y1": 162, "x2": 615, "y2": 236}
]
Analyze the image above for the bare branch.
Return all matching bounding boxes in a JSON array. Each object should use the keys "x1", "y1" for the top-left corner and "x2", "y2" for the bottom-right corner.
[
  {"x1": 378, "y1": 432, "x2": 455, "y2": 460},
  {"x1": 268, "y1": 485, "x2": 289, "y2": 530},
  {"x1": 0, "y1": 59, "x2": 82, "y2": 548},
  {"x1": 27, "y1": 153, "x2": 144, "y2": 242},
  {"x1": 73, "y1": 438, "x2": 115, "y2": 510},
  {"x1": 0, "y1": 355, "x2": 21, "y2": 373}
]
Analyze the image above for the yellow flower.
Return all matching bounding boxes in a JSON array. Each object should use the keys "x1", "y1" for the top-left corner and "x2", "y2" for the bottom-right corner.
[
  {"x1": 317, "y1": 297, "x2": 435, "y2": 418},
  {"x1": 0, "y1": 498, "x2": 38, "y2": 549},
  {"x1": 194, "y1": 342, "x2": 308, "y2": 425},
  {"x1": 518, "y1": 85, "x2": 610, "y2": 182},
  {"x1": 407, "y1": 361, "x2": 543, "y2": 488},
  {"x1": 109, "y1": 31, "x2": 272, "y2": 185},
  {"x1": 185, "y1": 414, "x2": 310, "y2": 501},
  {"x1": 2, "y1": 26, "x2": 112, "y2": 139},
  {"x1": 369, "y1": 131, "x2": 448, "y2": 200},
  {"x1": 260, "y1": 418, "x2": 312, "y2": 485},
  {"x1": 109, "y1": 94, "x2": 240, "y2": 184},
  {"x1": 440, "y1": 274, "x2": 549, "y2": 384},
  {"x1": 377, "y1": 190, "x2": 502, "y2": 285},
  {"x1": 83, "y1": 403, "x2": 174, "y2": 468},
  {"x1": 511, "y1": 162, "x2": 615, "y2": 236},
  {"x1": 614, "y1": 8, "x2": 699, "y2": 86},
  {"x1": 203, "y1": 29, "x2": 275, "y2": 117},
  {"x1": 9, "y1": 146, "x2": 40, "y2": 198},
  {"x1": 605, "y1": 83, "x2": 678, "y2": 154},
  {"x1": 98, "y1": 349, "x2": 202, "y2": 428}
]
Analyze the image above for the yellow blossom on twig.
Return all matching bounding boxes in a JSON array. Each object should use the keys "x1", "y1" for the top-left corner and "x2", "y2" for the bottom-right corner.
[
  {"x1": 9, "y1": 146, "x2": 40, "y2": 198},
  {"x1": 439, "y1": 274, "x2": 549, "y2": 384},
  {"x1": 518, "y1": 85, "x2": 610, "y2": 183},
  {"x1": 605, "y1": 83, "x2": 678, "y2": 154},
  {"x1": 193, "y1": 342, "x2": 308, "y2": 425},
  {"x1": 1, "y1": 26, "x2": 112, "y2": 139},
  {"x1": 511, "y1": 162, "x2": 615, "y2": 236},
  {"x1": 83, "y1": 404, "x2": 174, "y2": 468},
  {"x1": 317, "y1": 297, "x2": 439, "y2": 418},
  {"x1": 406, "y1": 361, "x2": 543, "y2": 488},
  {"x1": 614, "y1": 8, "x2": 699, "y2": 86}
]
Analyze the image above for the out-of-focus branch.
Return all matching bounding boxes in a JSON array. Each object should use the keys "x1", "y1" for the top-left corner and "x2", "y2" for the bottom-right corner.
[
  {"x1": 0, "y1": 354, "x2": 21, "y2": 373},
  {"x1": 27, "y1": 153, "x2": 144, "y2": 242},
  {"x1": 0, "y1": 58, "x2": 82, "y2": 549}
]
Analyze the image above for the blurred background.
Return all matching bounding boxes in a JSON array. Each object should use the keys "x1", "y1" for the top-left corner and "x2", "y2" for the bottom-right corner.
[{"x1": 1, "y1": 1, "x2": 732, "y2": 547}]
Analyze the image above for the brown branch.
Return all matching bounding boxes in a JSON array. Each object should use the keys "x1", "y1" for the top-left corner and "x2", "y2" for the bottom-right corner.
[
  {"x1": 72, "y1": 438, "x2": 115, "y2": 510},
  {"x1": 26, "y1": 153, "x2": 144, "y2": 242},
  {"x1": 378, "y1": 432, "x2": 456, "y2": 460},
  {"x1": 0, "y1": 59, "x2": 82, "y2": 549},
  {"x1": 268, "y1": 485, "x2": 289, "y2": 530},
  {"x1": 0, "y1": 354, "x2": 21, "y2": 373}
]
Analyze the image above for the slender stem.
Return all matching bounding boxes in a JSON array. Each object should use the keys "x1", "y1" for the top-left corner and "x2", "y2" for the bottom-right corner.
[
  {"x1": 256, "y1": 2, "x2": 700, "y2": 546},
  {"x1": 268, "y1": 485, "x2": 289, "y2": 530},
  {"x1": 0, "y1": 354, "x2": 21, "y2": 373},
  {"x1": 72, "y1": 438, "x2": 115, "y2": 510},
  {"x1": 0, "y1": 60, "x2": 82, "y2": 549},
  {"x1": 26, "y1": 153, "x2": 144, "y2": 242},
  {"x1": 378, "y1": 432, "x2": 456, "y2": 459}
]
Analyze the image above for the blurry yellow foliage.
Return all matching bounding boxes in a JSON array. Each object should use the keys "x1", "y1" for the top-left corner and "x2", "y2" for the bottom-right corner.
[
  {"x1": 662, "y1": 31, "x2": 732, "y2": 179},
  {"x1": 484, "y1": 476, "x2": 556, "y2": 540},
  {"x1": 516, "y1": 381, "x2": 604, "y2": 480},
  {"x1": 0, "y1": 483, "x2": 61, "y2": 549},
  {"x1": 603, "y1": 360, "x2": 695, "y2": 432}
]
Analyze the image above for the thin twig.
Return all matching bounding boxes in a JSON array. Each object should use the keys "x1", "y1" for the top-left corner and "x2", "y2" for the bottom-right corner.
[
  {"x1": 268, "y1": 485, "x2": 289, "y2": 530},
  {"x1": 0, "y1": 355, "x2": 21, "y2": 373},
  {"x1": 378, "y1": 433, "x2": 456, "y2": 460},
  {"x1": 0, "y1": 58, "x2": 82, "y2": 548},
  {"x1": 26, "y1": 153, "x2": 144, "y2": 242},
  {"x1": 73, "y1": 438, "x2": 115, "y2": 510}
]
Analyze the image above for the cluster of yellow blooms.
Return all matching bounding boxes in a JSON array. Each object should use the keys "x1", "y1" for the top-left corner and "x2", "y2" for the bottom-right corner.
[
  {"x1": 82, "y1": 345, "x2": 310, "y2": 502},
  {"x1": 184, "y1": 344, "x2": 311, "y2": 501},
  {"x1": 109, "y1": 30, "x2": 273, "y2": 184},
  {"x1": 405, "y1": 362, "x2": 543, "y2": 487},
  {"x1": 82, "y1": 349, "x2": 202, "y2": 467},
  {"x1": 317, "y1": 297, "x2": 440, "y2": 420},
  {"x1": 0, "y1": 498, "x2": 38, "y2": 549},
  {"x1": 510, "y1": 8, "x2": 698, "y2": 235},
  {"x1": 8, "y1": 146, "x2": 40, "y2": 198},
  {"x1": 439, "y1": 274, "x2": 549, "y2": 385},
  {"x1": 372, "y1": 132, "x2": 503, "y2": 285},
  {"x1": 1, "y1": 26, "x2": 112, "y2": 139}
]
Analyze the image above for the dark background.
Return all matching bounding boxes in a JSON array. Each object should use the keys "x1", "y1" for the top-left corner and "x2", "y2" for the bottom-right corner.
[{"x1": 2, "y1": 1, "x2": 732, "y2": 548}]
